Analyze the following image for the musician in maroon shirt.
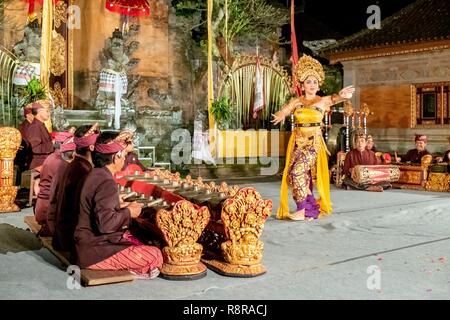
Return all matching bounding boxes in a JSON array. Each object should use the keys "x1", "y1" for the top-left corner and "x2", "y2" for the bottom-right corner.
[
  {"x1": 75, "y1": 131, "x2": 163, "y2": 279},
  {"x1": 14, "y1": 106, "x2": 34, "y2": 185},
  {"x1": 396, "y1": 134, "x2": 430, "y2": 164},
  {"x1": 343, "y1": 132, "x2": 391, "y2": 192},
  {"x1": 27, "y1": 100, "x2": 54, "y2": 171},
  {"x1": 50, "y1": 124, "x2": 99, "y2": 256},
  {"x1": 35, "y1": 131, "x2": 76, "y2": 236}
]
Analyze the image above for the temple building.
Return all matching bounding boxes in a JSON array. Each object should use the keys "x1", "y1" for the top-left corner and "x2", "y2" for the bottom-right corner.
[{"x1": 320, "y1": 0, "x2": 450, "y2": 155}]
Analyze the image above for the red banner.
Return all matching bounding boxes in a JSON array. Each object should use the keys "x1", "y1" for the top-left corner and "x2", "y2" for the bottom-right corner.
[{"x1": 291, "y1": 0, "x2": 302, "y2": 96}]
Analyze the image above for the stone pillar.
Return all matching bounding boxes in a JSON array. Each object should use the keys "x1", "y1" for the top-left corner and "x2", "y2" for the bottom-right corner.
[{"x1": 0, "y1": 127, "x2": 22, "y2": 213}]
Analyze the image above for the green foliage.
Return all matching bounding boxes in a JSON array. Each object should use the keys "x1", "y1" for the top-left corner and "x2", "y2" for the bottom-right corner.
[
  {"x1": 173, "y1": 0, "x2": 206, "y2": 16},
  {"x1": 172, "y1": 0, "x2": 288, "y2": 65},
  {"x1": 19, "y1": 78, "x2": 47, "y2": 109},
  {"x1": 211, "y1": 96, "x2": 233, "y2": 129},
  {"x1": 321, "y1": 65, "x2": 343, "y2": 96}
]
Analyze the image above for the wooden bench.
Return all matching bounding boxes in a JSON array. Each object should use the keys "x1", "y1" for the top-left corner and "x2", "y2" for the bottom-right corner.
[{"x1": 23, "y1": 216, "x2": 134, "y2": 286}]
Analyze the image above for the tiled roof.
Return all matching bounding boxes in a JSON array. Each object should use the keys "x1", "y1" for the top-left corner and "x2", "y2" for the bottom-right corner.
[{"x1": 320, "y1": 0, "x2": 450, "y2": 55}]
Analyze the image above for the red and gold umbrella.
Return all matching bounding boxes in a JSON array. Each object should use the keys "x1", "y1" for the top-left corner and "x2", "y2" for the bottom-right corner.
[{"x1": 105, "y1": 0, "x2": 150, "y2": 16}]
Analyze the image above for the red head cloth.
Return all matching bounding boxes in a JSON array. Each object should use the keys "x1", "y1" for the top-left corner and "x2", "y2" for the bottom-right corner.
[
  {"x1": 415, "y1": 134, "x2": 427, "y2": 143},
  {"x1": 60, "y1": 137, "x2": 76, "y2": 153},
  {"x1": 383, "y1": 153, "x2": 392, "y2": 163},
  {"x1": 94, "y1": 130, "x2": 130, "y2": 154},
  {"x1": 30, "y1": 99, "x2": 51, "y2": 111},
  {"x1": 74, "y1": 123, "x2": 100, "y2": 148},
  {"x1": 95, "y1": 141, "x2": 127, "y2": 154},
  {"x1": 23, "y1": 106, "x2": 32, "y2": 117},
  {"x1": 53, "y1": 131, "x2": 74, "y2": 143}
]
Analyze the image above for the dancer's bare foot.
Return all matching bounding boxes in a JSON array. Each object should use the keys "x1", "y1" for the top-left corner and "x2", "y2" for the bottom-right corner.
[{"x1": 288, "y1": 209, "x2": 306, "y2": 221}]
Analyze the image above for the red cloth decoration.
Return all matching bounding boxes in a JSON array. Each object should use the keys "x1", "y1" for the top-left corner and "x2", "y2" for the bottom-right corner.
[
  {"x1": 105, "y1": 0, "x2": 150, "y2": 17},
  {"x1": 24, "y1": 0, "x2": 61, "y2": 15}
]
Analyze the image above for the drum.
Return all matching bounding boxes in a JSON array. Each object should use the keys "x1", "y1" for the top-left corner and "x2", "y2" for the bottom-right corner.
[{"x1": 351, "y1": 165, "x2": 400, "y2": 184}]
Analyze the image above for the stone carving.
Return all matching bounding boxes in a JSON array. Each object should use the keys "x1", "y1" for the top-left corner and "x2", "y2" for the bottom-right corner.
[
  {"x1": 94, "y1": 26, "x2": 141, "y2": 129},
  {"x1": 12, "y1": 18, "x2": 41, "y2": 87}
]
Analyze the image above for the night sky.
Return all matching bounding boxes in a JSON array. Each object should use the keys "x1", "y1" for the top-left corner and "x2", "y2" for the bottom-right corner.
[
  {"x1": 303, "y1": 0, "x2": 418, "y2": 36},
  {"x1": 277, "y1": 0, "x2": 418, "y2": 37}
]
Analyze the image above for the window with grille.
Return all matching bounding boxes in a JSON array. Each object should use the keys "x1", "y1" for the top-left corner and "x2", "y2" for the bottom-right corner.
[{"x1": 414, "y1": 83, "x2": 450, "y2": 126}]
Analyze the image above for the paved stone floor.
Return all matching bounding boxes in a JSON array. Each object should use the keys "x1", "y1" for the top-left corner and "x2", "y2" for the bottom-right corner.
[{"x1": 1, "y1": 182, "x2": 449, "y2": 300}]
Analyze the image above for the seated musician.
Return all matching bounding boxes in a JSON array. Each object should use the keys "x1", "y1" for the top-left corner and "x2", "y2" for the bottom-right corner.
[
  {"x1": 366, "y1": 134, "x2": 376, "y2": 152},
  {"x1": 15, "y1": 105, "x2": 34, "y2": 185},
  {"x1": 366, "y1": 134, "x2": 392, "y2": 165},
  {"x1": 396, "y1": 134, "x2": 430, "y2": 164},
  {"x1": 436, "y1": 136, "x2": 450, "y2": 164},
  {"x1": 119, "y1": 130, "x2": 150, "y2": 172},
  {"x1": 342, "y1": 131, "x2": 391, "y2": 192},
  {"x1": 75, "y1": 131, "x2": 163, "y2": 279},
  {"x1": 50, "y1": 124, "x2": 99, "y2": 253},
  {"x1": 35, "y1": 131, "x2": 76, "y2": 236}
]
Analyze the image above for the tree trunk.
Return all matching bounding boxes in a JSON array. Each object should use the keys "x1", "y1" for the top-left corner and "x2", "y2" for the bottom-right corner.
[{"x1": 216, "y1": 36, "x2": 235, "y2": 69}]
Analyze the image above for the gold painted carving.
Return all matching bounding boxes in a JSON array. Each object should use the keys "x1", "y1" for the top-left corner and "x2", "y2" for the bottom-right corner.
[
  {"x1": 49, "y1": 82, "x2": 67, "y2": 109},
  {"x1": 54, "y1": 1, "x2": 68, "y2": 29},
  {"x1": 156, "y1": 200, "x2": 210, "y2": 276},
  {"x1": 425, "y1": 173, "x2": 450, "y2": 192},
  {"x1": 220, "y1": 187, "x2": 272, "y2": 266},
  {"x1": 0, "y1": 127, "x2": 22, "y2": 212},
  {"x1": 50, "y1": 31, "x2": 66, "y2": 77}
]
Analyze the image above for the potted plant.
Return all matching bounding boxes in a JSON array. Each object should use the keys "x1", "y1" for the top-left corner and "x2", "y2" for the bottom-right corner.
[
  {"x1": 19, "y1": 78, "x2": 47, "y2": 109},
  {"x1": 210, "y1": 96, "x2": 233, "y2": 130}
]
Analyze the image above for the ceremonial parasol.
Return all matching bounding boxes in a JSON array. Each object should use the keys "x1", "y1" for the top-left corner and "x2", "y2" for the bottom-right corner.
[{"x1": 105, "y1": 0, "x2": 150, "y2": 16}]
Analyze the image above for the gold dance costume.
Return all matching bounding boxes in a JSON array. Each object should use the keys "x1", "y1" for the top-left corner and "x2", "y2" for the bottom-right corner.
[{"x1": 277, "y1": 96, "x2": 332, "y2": 219}]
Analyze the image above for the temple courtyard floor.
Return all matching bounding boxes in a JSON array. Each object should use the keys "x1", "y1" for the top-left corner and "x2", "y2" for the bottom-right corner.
[{"x1": 0, "y1": 180, "x2": 449, "y2": 300}]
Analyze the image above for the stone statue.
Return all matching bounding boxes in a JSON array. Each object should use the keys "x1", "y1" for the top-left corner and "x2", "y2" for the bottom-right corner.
[
  {"x1": 95, "y1": 27, "x2": 141, "y2": 130},
  {"x1": 51, "y1": 104, "x2": 70, "y2": 131},
  {"x1": 12, "y1": 18, "x2": 41, "y2": 87}
]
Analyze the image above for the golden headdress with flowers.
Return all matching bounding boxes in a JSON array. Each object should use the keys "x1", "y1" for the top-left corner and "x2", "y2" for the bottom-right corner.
[{"x1": 294, "y1": 54, "x2": 325, "y2": 85}]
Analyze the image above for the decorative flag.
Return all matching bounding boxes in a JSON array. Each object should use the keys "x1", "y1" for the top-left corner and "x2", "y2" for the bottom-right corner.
[
  {"x1": 253, "y1": 55, "x2": 264, "y2": 119},
  {"x1": 291, "y1": 0, "x2": 302, "y2": 96},
  {"x1": 106, "y1": 0, "x2": 150, "y2": 16}
]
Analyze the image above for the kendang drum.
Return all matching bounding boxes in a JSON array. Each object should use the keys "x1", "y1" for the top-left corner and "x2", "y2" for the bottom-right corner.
[{"x1": 351, "y1": 165, "x2": 400, "y2": 185}]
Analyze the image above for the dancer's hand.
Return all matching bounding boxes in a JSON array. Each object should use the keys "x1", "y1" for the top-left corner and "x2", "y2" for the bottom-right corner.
[
  {"x1": 271, "y1": 111, "x2": 285, "y2": 125},
  {"x1": 339, "y1": 85, "x2": 355, "y2": 99}
]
